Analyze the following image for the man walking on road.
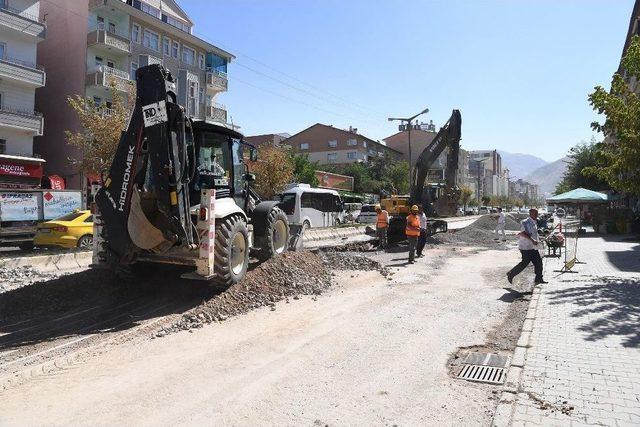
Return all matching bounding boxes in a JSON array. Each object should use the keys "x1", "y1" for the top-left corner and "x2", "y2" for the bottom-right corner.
[
  {"x1": 494, "y1": 207, "x2": 506, "y2": 241},
  {"x1": 507, "y1": 208, "x2": 548, "y2": 285},
  {"x1": 406, "y1": 205, "x2": 421, "y2": 264},
  {"x1": 375, "y1": 204, "x2": 389, "y2": 250},
  {"x1": 416, "y1": 206, "x2": 428, "y2": 258}
]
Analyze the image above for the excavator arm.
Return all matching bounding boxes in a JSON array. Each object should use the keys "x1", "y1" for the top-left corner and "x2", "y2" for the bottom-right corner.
[
  {"x1": 95, "y1": 64, "x2": 195, "y2": 263},
  {"x1": 408, "y1": 109, "x2": 462, "y2": 216}
]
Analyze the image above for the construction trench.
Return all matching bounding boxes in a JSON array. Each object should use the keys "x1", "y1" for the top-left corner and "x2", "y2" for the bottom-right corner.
[{"x1": 0, "y1": 214, "x2": 537, "y2": 425}]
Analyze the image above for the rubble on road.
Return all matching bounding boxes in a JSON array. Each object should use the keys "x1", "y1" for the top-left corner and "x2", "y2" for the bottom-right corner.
[
  {"x1": 429, "y1": 214, "x2": 520, "y2": 249},
  {"x1": 0, "y1": 266, "x2": 62, "y2": 294},
  {"x1": 318, "y1": 251, "x2": 391, "y2": 277},
  {"x1": 157, "y1": 251, "x2": 333, "y2": 336}
]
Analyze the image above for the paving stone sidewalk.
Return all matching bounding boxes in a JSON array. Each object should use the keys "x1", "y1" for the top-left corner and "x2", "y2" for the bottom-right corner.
[{"x1": 495, "y1": 233, "x2": 640, "y2": 426}]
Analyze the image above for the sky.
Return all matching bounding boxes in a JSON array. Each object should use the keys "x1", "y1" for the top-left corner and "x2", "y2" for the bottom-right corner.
[{"x1": 181, "y1": 0, "x2": 634, "y2": 162}]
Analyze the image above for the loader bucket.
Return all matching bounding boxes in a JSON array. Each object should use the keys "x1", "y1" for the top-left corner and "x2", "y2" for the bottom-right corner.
[{"x1": 127, "y1": 185, "x2": 170, "y2": 251}]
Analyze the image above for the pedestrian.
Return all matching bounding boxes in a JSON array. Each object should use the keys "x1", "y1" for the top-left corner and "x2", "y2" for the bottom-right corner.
[
  {"x1": 375, "y1": 204, "x2": 389, "y2": 250},
  {"x1": 493, "y1": 207, "x2": 506, "y2": 241},
  {"x1": 405, "y1": 205, "x2": 421, "y2": 264},
  {"x1": 416, "y1": 206, "x2": 428, "y2": 257},
  {"x1": 507, "y1": 208, "x2": 548, "y2": 285}
]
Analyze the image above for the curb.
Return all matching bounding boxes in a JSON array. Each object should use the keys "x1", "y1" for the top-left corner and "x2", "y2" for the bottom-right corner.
[
  {"x1": 303, "y1": 226, "x2": 366, "y2": 242},
  {"x1": 0, "y1": 251, "x2": 92, "y2": 273},
  {"x1": 491, "y1": 284, "x2": 542, "y2": 427}
]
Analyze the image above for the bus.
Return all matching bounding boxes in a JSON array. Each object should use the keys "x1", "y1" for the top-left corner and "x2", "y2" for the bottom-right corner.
[{"x1": 279, "y1": 184, "x2": 345, "y2": 228}]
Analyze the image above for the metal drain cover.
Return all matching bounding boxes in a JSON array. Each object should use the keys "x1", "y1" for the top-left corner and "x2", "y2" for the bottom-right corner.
[{"x1": 457, "y1": 364, "x2": 506, "y2": 384}]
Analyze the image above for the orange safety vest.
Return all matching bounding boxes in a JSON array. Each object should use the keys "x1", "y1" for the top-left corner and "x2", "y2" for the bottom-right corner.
[
  {"x1": 376, "y1": 210, "x2": 389, "y2": 228},
  {"x1": 405, "y1": 213, "x2": 421, "y2": 237}
]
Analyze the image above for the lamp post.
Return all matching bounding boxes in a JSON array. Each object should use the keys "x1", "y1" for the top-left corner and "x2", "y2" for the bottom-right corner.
[{"x1": 388, "y1": 107, "x2": 429, "y2": 188}]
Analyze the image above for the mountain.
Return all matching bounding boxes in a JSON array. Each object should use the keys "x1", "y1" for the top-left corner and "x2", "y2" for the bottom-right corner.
[
  {"x1": 524, "y1": 157, "x2": 569, "y2": 196},
  {"x1": 498, "y1": 151, "x2": 549, "y2": 179}
]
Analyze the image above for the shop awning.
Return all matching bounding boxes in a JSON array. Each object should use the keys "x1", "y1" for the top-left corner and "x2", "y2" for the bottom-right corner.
[{"x1": 547, "y1": 188, "x2": 610, "y2": 203}]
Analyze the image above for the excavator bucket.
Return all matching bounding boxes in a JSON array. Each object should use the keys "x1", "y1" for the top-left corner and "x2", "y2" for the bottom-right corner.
[{"x1": 127, "y1": 185, "x2": 170, "y2": 251}]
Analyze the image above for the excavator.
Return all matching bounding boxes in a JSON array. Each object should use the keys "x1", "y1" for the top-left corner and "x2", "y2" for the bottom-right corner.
[
  {"x1": 381, "y1": 109, "x2": 462, "y2": 240},
  {"x1": 93, "y1": 64, "x2": 298, "y2": 286}
]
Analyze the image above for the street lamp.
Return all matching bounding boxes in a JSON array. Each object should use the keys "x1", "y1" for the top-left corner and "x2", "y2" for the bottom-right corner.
[{"x1": 388, "y1": 107, "x2": 429, "y2": 187}]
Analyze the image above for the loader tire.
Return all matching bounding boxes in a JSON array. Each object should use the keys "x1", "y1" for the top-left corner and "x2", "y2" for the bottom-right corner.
[
  {"x1": 214, "y1": 215, "x2": 249, "y2": 287},
  {"x1": 256, "y1": 207, "x2": 290, "y2": 262}
]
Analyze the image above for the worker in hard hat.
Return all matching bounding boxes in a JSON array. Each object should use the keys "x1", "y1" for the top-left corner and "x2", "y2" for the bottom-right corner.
[
  {"x1": 375, "y1": 204, "x2": 389, "y2": 250},
  {"x1": 406, "y1": 205, "x2": 421, "y2": 263}
]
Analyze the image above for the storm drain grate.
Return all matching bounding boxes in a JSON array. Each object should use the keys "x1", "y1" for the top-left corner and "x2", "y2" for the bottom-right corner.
[{"x1": 457, "y1": 364, "x2": 506, "y2": 385}]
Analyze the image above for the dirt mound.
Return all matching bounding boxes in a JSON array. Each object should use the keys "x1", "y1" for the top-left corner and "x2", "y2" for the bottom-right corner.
[
  {"x1": 319, "y1": 251, "x2": 390, "y2": 277},
  {"x1": 472, "y1": 214, "x2": 521, "y2": 231},
  {"x1": 158, "y1": 251, "x2": 332, "y2": 335}
]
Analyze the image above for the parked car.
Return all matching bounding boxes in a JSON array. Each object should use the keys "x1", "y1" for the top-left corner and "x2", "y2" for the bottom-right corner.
[
  {"x1": 343, "y1": 202, "x2": 362, "y2": 223},
  {"x1": 33, "y1": 210, "x2": 94, "y2": 249},
  {"x1": 357, "y1": 204, "x2": 377, "y2": 224},
  {"x1": 478, "y1": 206, "x2": 490, "y2": 215},
  {"x1": 465, "y1": 207, "x2": 478, "y2": 216}
]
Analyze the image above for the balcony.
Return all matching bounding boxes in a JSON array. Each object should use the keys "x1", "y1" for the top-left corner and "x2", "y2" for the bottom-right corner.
[
  {"x1": 0, "y1": 4, "x2": 46, "y2": 39},
  {"x1": 86, "y1": 65, "x2": 133, "y2": 93},
  {"x1": 205, "y1": 103, "x2": 227, "y2": 124},
  {"x1": 0, "y1": 105, "x2": 43, "y2": 135},
  {"x1": 87, "y1": 26, "x2": 130, "y2": 55},
  {"x1": 206, "y1": 70, "x2": 228, "y2": 93},
  {"x1": 0, "y1": 56, "x2": 45, "y2": 87}
]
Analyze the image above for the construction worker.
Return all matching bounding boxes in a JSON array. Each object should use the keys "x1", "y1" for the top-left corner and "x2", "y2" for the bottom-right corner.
[
  {"x1": 406, "y1": 205, "x2": 421, "y2": 263},
  {"x1": 375, "y1": 204, "x2": 389, "y2": 249},
  {"x1": 416, "y1": 206, "x2": 428, "y2": 257}
]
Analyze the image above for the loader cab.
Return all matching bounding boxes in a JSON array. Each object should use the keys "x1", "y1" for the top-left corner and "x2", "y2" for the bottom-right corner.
[{"x1": 189, "y1": 122, "x2": 251, "y2": 208}]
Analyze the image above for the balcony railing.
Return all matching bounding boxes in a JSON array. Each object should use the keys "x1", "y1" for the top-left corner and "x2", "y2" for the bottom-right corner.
[
  {"x1": 0, "y1": 55, "x2": 45, "y2": 87},
  {"x1": 0, "y1": 3, "x2": 46, "y2": 39},
  {"x1": 0, "y1": 105, "x2": 44, "y2": 135},
  {"x1": 205, "y1": 103, "x2": 227, "y2": 123},
  {"x1": 86, "y1": 65, "x2": 133, "y2": 92},
  {"x1": 87, "y1": 25, "x2": 130, "y2": 54},
  {"x1": 206, "y1": 70, "x2": 228, "y2": 92}
]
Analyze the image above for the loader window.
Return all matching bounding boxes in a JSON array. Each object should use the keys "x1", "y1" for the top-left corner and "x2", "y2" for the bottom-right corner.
[{"x1": 197, "y1": 131, "x2": 231, "y2": 180}]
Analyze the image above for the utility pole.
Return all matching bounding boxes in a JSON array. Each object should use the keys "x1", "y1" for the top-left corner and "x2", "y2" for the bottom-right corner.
[{"x1": 388, "y1": 107, "x2": 429, "y2": 191}]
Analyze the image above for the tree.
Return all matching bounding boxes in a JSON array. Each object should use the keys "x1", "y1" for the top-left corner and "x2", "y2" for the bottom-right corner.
[
  {"x1": 341, "y1": 162, "x2": 380, "y2": 194},
  {"x1": 383, "y1": 160, "x2": 410, "y2": 194},
  {"x1": 587, "y1": 35, "x2": 640, "y2": 195},
  {"x1": 66, "y1": 82, "x2": 133, "y2": 175},
  {"x1": 555, "y1": 139, "x2": 609, "y2": 194},
  {"x1": 459, "y1": 186, "x2": 473, "y2": 209},
  {"x1": 289, "y1": 152, "x2": 319, "y2": 186},
  {"x1": 252, "y1": 145, "x2": 294, "y2": 199},
  {"x1": 481, "y1": 196, "x2": 491, "y2": 205}
]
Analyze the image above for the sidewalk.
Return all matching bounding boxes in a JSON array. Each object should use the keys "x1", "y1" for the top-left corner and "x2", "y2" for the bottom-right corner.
[{"x1": 495, "y1": 234, "x2": 640, "y2": 426}]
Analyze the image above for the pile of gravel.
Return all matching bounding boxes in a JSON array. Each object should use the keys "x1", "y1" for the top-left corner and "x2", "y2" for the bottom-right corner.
[
  {"x1": 0, "y1": 266, "x2": 61, "y2": 294},
  {"x1": 470, "y1": 214, "x2": 521, "y2": 231},
  {"x1": 157, "y1": 251, "x2": 332, "y2": 336},
  {"x1": 428, "y1": 215, "x2": 521, "y2": 249},
  {"x1": 319, "y1": 251, "x2": 391, "y2": 277}
]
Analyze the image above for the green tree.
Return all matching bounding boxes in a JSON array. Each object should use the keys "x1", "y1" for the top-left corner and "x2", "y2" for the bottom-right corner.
[
  {"x1": 481, "y1": 196, "x2": 491, "y2": 205},
  {"x1": 289, "y1": 152, "x2": 319, "y2": 186},
  {"x1": 554, "y1": 139, "x2": 609, "y2": 194},
  {"x1": 342, "y1": 162, "x2": 379, "y2": 194},
  {"x1": 252, "y1": 145, "x2": 294, "y2": 199},
  {"x1": 383, "y1": 160, "x2": 410, "y2": 194},
  {"x1": 459, "y1": 186, "x2": 473, "y2": 209},
  {"x1": 587, "y1": 35, "x2": 640, "y2": 195}
]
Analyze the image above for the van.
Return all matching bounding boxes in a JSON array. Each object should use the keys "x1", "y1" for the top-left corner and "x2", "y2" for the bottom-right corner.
[
  {"x1": 357, "y1": 204, "x2": 377, "y2": 224},
  {"x1": 279, "y1": 184, "x2": 345, "y2": 228}
]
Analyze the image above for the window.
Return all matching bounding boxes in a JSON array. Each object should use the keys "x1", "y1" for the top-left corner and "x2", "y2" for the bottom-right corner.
[
  {"x1": 171, "y1": 41, "x2": 179, "y2": 59},
  {"x1": 362, "y1": 141, "x2": 367, "y2": 148},
  {"x1": 328, "y1": 140, "x2": 337, "y2": 148},
  {"x1": 199, "y1": 87, "x2": 205, "y2": 104},
  {"x1": 347, "y1": 151, "x2": 357, "y2": 160},
  {"x1": 84, "y1": 215, "x2": 94, "y2": 223},
  {"x1": 108, "y1": 22, "x2": 116, "y2": 34},
  {"x1": 182, "y1": 45, "x2": 195, "y2": 65},
  {"x1": 198, "y1": 53, "x2": 205, "y2": 70},
  {"x1": 130, "y1": 62, "x2": 138, "y2": 80},
  {"x1": 163, "y1": 14, "x2": 191, "y2": 33},
  {"x1": 300, "y1": 143, "x2": 309, "y2": 150},
  {"x1": 96, "y1": 16, "x2": 104, "y2": 30},
  {"x1": 327, "y1": 153, "x2": 337, "y2": 162},
  {"x1": 162, "y1": 37, "x2": 171, "y2": 56},
  {"x1": 131, "y1": 24, "x2": 141, "y2": 43},
  {"x1": 140, "y1": 2, "x2": 160, "y2": 18},
  {"x1": 143, "y1": 29, "x2": 160, "y2": 51},
  {"x1": 106, "y1": 60, "x2": 114, "y2": 69},
  {"x1": 0, "y1": 43, "x2": 6, "y2": 60},
  {"x1": 105, "y1": 101, "x2": 112, "y2": 109},
  {"x1": 347, "y1": 138, "x2": 357, "y2": 146},
  {"x1": 93, "y1": 96, "x2": 102, "y2": 105},
  {"x1": 0, "y1": 139, "x2": 6, "y2": 155},
  {"x1": 368, "y1": 149, "x2": 375, "y2": 156}
]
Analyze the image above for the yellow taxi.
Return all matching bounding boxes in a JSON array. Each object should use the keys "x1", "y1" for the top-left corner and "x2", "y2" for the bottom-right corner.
[{"x1": 34, "y1": 210, "x2": 94, "y2": 249}]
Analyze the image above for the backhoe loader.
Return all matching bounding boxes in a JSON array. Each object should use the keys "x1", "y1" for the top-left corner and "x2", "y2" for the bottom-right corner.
[{"x1": 93, "y1": 64, "x2": 297, "y2": 286}]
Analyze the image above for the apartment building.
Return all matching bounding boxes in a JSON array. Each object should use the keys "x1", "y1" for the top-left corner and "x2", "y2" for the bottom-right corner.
[
  {"x1": 244, "y1": 133, "x2": 290, "y2": 148},
  {"x1": 469, "y1": 150, "x2": 510, "y2": 197},
  {"x1": 0, "y1": 0, "x2": 46, "y2": 189},
  {"x1": 285, "y1": 124, "x2": 402, "y2": 165},
  {"x1": 35, "y1": 0, "x2": 233, "y2": 188}
]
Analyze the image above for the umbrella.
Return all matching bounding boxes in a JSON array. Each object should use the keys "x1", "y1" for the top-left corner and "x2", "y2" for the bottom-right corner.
[{"x1": 546, "y1": 187, "x2": 609, "y2": 203}]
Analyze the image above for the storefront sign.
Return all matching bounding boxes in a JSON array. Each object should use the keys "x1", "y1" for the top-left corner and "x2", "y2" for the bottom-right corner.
[
  {"x1": 0, "y1": 162, "x2": 43, "y2": 178},
  {"x1": 0, "y1": 192, "x2": 39, "y2": 221},
  {"x1": 43, "y1": 191, "x2": 82, "y2": 220},
  {"x1": 48, "y1": 175, "x2": 65, "y2": 190}
]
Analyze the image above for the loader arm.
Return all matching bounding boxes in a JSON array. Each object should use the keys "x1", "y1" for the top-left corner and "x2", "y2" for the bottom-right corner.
[
  {"x1": 408, "y1": 109, "x2": 462, "y2": 213},
  {"x1": 95, "y1": 64, "x2": 195, "y2": 262}
]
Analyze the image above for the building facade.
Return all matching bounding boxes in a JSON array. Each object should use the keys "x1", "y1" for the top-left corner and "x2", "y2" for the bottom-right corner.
[
  {"x1": 35, "y1": 0, "x2": 233, "y2": 188},
  {"x1": 244, "y1": 133, "x2": 290, "y2": 148},
  {"x1": 0, "y1": 0, "x2": 46, "y2": 189},
  {"x1": 285, "y1": 124, "x2": 402, "y2": 165},
  {"x1": 469, "y1": 150, "x2": 509, "y2": 197}
]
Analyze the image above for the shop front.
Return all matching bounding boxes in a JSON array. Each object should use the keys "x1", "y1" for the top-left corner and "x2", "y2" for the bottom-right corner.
[{"x1": 0, "y1": 154, "x2": 45, "y2": 189}]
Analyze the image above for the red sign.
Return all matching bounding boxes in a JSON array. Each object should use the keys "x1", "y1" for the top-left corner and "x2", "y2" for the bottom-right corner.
[
  {"x1": 48, "y1": 175, "x2": 65, "y2": 190},
  {"x1": 0, "y1": 161, "x2": 43, "y2": 179}
]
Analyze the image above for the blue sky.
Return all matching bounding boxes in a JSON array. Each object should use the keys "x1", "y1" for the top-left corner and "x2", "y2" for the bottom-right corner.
[{"x1": 181, "y1": 0, "x2": 633, "y2": 162}]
